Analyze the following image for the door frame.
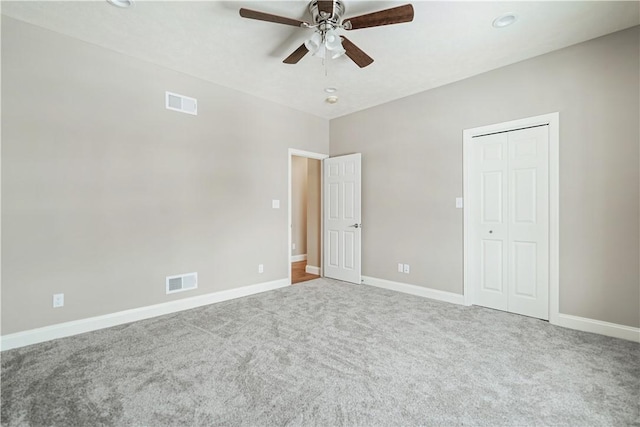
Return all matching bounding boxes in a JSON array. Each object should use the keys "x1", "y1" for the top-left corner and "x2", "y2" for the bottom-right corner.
[
  {"x1": 288, "y1": 149, "x2": 329, "y2": 285},
  {"x1": 463, "y1": 112, "x2": 559, "y2": 323}
]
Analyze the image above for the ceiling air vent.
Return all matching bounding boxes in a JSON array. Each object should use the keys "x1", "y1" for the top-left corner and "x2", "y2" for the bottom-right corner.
[
  {"x1": 165, "y1": 91, "x2": 197, "y2": 115},
  {"x1": 166, "y1": 272, "x2": 198, "y2": 294}
]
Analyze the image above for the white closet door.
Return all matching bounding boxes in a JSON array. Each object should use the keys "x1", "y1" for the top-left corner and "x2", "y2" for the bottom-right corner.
[
  {"x1": 507, "y1": 126, "x2": 549, "y2": 319},
  {"x1": 469, "y1": 126, "x2": 549, "y2": 320},
  {"x1": 469, "y1": 132, "x2": 509, "y2": 311}
]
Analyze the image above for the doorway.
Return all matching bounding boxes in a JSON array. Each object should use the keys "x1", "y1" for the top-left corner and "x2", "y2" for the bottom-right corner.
[
  {"x1": 463, "y1": 113, "x2": 559, "y2": 321},
  {"x1": 288, "y1": 149, "x2": 328, "y2": 284}
]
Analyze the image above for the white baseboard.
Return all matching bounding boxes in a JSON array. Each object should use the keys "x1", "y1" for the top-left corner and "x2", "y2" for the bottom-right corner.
[
  {"x1": 553, "y1": 313, "x2": 640, "y2": 343},
  {"x1": 0, "y1": 278, "x2": 289, "y2": 351},
  {"x1": 362, "y1": 276, "x2": 465, "y2": 306},
  {"x1": 363, "y1": 276, "x2": 639, "y2": 342},
  {"x1": 5, "y1": 276, "x2": 635, "y2": 351},
  {"x1": 305, "y1": 265, "x2": 320, "y2": 275},
  {"x1": 291, "y1": 254, "x2": 307, "y2": 262}
]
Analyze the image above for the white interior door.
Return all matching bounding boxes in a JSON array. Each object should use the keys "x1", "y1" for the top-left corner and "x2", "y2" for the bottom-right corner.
[
  {"x1": 469, "y1": 126, "x2": 549, "y2": 320},
  {"x1": 323, "y1": 153, "x2": 361, "y2": 284}
]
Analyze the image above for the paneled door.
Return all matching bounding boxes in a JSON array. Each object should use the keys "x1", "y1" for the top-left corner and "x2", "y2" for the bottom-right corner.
[
  {"x1": 323, "y1": 153, "x2": 361, "y2": 284},
  {"x1": 468, "y1": 125, "x2": 549, "y2": 319}
]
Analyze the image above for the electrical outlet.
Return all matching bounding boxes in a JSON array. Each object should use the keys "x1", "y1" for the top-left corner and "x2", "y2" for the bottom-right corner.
[
  {"x1": 403, "y1": 264, "x2": 410, "y2": 274},
  {"x1": 398, "y1": 263, "x2": 403, "y2": 273},
  {"x1": 53, "y1": 293, "x2": 64, "y2": 308},
  {"x1": 258, "y1": 264, "x2": 264, "y2": 274}
]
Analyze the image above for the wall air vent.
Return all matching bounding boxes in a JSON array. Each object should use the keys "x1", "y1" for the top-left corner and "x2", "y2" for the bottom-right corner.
[
  {"x1": 166, "y1": 272, "x2": 198, "y2": 294},
  {"x1": 165, "y1": 91, "x2": 197, "y2": 115}
]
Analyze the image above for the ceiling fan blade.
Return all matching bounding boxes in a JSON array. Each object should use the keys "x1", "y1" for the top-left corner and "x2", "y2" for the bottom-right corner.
[
  {"x1": 283, "y1": 44, "x2": 309, "y2": 64},
  {"x1": 340, "y1": 36, "x2": 374, "y2": 68},
  {"x1": 343, "y1": 4, "x2": 414, "y2": 30},
  {"x1": 317, "y1": 1, "x2": 334, "y2": 16},
  {"x1": 239, "y1": 8, "x2": 309, "y2": 27}
]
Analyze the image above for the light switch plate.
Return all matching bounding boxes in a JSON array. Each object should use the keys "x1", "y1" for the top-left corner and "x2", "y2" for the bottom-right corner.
[
  {"x1": 398, "y1": 263, "x2": 403, "y2": 273},
  {"x1": 53, "y1": 293, "x2": 64, "y2": 308},
  {"x1": 456, "y1": 197, "x2": 464, "y2": 209},
  {"x1": 272, "y1": 199, "x2": 280, "y2": 209}
]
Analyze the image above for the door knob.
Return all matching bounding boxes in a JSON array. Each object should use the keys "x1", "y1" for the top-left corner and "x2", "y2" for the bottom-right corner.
[{"x1": 349, "y1": 223, "x2": 362, "y2": 229}]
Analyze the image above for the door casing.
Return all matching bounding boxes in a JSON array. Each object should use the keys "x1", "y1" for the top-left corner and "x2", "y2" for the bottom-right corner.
[{"x1": 463, "y1": 112, "x2": 559, "y2": 323}]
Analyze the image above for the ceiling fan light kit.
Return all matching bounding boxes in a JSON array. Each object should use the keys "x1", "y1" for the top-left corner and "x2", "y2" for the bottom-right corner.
[
  {"x1": 304, "y1": 29, "x2": 346, "y2": 59},
  {"x1": 239, "y1": 0, "x2": 414, "y2": 68}
]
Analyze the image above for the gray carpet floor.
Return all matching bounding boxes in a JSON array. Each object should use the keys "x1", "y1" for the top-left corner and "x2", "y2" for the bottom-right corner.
[{"x1": 1, "y1": 278, "x2": 639, "y2": 426}]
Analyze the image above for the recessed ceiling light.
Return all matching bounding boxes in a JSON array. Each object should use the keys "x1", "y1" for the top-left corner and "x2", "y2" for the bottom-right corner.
[
  {"x1": 324, "y1": 87, "x2": 338, "y2": 94},
  {"x1": 325, "y1": 96, "x2": 339, "y2": 104},
  {"x1": 107, "y1": 0, "x2": 134, "y2": 8},
  {"x1": 492, "y1": 13, "x2": 517, "y2": 28}
]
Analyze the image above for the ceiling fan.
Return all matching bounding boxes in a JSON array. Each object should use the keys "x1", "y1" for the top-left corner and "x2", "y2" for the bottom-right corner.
[{"x1": 239, "y1": 1, "x2": 414, "y2": 68}]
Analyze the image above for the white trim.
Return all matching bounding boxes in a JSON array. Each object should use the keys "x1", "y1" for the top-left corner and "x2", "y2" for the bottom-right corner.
[
  {"x1": 363, "y1": 277, "x2": 638, "y2": 343},
  {"x1": 463, "y1": 130, "x2": 472, "y2": 306},
  {"x1": 288, "y1": 149, "x2": 329, "y2": 285},
  {"x1": 1, "y1": 278, "x2": 289, "y2": 351},
  {"x1": 363, "y1": 278, "x2": 638, "y2": 343},
  {"x1": 305, "y1": 265, "x2": 321, "y2": 275},
  {"x1": 291, "y1": 254, "x2": 307, "y2": 262},
  {"x1": 554, "y1": 313, "x2": 640, "y2": 343},
  {"x1": 463, "y1": 112, "x2": 560, "y2": 319},
  {"x1": 548, "y1": 113, "x2": 560, "y2": 324},
  {"x1": 289, "y1": 149, "x2": 329, "y2": 160},
  {"x1": 362, "y1": 276, "x2": 465, "y2": 306}
]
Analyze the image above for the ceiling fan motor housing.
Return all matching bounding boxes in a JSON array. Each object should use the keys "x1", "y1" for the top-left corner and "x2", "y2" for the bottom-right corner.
[{"x1": 309, "y1": 0, "x2": 345, "y2": 29}]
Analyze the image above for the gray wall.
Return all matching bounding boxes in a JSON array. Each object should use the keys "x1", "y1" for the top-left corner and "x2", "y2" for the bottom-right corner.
[
  {"x1": 1, "y1": 17, "x2": 329, "y2": 334},
  {"x1": 2, "y1": 16, "x2": 638, "y2": 335},
  {"x1": 331, "y1": 26, "x2": 639, "y2": 328}
]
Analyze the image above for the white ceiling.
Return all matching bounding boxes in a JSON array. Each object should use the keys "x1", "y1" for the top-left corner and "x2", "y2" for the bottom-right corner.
[{"x1": 2, "y1": 1, "x2": 638, "y2": 119}]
